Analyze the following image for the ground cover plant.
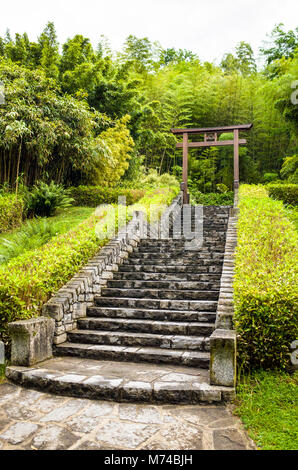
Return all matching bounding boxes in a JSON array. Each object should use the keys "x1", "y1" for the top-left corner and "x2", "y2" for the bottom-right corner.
[
  {"x1": 235, "y1": 370, "x2": 298, "y2": 450},
  {"x1": 234, "y1": 185, "x2": 298, "y2": 370}
]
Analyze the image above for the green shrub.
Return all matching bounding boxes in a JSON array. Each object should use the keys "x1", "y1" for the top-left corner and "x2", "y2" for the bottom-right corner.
[
  {"x1": 267, "y1": 184, "x2": 298, "y2": 206},
  {"x1": 26, "y1": 181, "x2": 74, "y2": 217},
  {"x1": 234, "y1": 185, "x2": 298, "y2": 370},
  {"x1": 190, "y1": 190, "x2": 234, "y2": 206},
  {"x1": 138, "y1": 169, "x2": 179, "y2": 189},
  {"x1": 0, "y1": 194, "x2": 24, "y2": 233},
  {"x1": 69, "y1": 186, "x2": 146, "y2": 207}
]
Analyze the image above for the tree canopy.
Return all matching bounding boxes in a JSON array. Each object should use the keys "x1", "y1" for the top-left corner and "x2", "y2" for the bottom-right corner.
[{"x1": 0, "y1": 21, "x2": 297, "y2": 190}]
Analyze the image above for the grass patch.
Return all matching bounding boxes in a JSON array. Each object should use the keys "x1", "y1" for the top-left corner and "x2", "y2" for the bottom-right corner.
[
  {"x1": 235, "y1": 370, "x2": 298, "y2": 450},
  {"x1": 0, "y1": 206, "x2": 94, "y2": 243},
  {"x1": 0, "y1": 207, "x2": 95, "y2": 263}
]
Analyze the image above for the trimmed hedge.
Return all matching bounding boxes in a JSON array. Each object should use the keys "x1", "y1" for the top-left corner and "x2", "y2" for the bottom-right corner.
[
  {"x1": 190, "y1": 191, "x2": 234, "y2": 206},
  {"x1": 70, "y1": 186, "x2": 146, "y2": 207},
  {"x1": 268, "y1": 184, "x2": 298, "y2": 206},
  {"x1": 234, "y1": 185, "x2": 298, "y2": 370},
  {"x1": 0, "y1": 194, "x2": 24, "y2": 233},
  {"x1": 0, "y1": 186, "x2": 178, "y2": 349}
]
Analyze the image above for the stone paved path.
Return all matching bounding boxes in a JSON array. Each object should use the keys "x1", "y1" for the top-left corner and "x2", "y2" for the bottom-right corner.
[{"x1": 0, "y1": 382, "x2": 255, "y2": 450}]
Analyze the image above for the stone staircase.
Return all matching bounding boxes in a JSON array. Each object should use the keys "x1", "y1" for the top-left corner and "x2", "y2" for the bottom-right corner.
[
  {"x1": 55, "y1": 206, "x2": 229, "y2": 371},
  {"x1": 7, "y1": 205, "x2": 235, "y2": 404}
]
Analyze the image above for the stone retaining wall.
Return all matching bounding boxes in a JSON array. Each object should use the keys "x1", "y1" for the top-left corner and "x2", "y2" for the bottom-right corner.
[
  {"x1": 210, "y1": 207, "x2": 238, "y2": 387},
  {"x1": 215, "y1": 207, "x2": 238, "y2": 330}
]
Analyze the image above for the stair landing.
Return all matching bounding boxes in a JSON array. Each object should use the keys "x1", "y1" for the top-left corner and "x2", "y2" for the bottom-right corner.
[{"x1": 6, "y1": 356, "x2": 234, "y2": 404}]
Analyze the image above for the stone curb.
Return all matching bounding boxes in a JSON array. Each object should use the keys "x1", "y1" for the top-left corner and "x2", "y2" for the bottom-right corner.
[
  {"x1": 210, "y1": 207, "x2": 238, "y2": 387},
  {"x1": 5, "y1": 366, "x2": 235, "y2": 404}
]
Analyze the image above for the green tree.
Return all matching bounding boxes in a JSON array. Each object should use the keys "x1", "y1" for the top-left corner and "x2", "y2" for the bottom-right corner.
[
  {"x1": 60, "y1": 35, "x2": 96, "y2": 73},
  {"x1": 122, "y1": 35, "x2": 155, "y2": 72},
  {"x1": 235, "y1": 41, "x2": 256, "y2": 75},
  {"x1": 220, "y1": 53, "x2": 240, "y2": 74},
  {"x1": 260, "y1": 23, "x2": 298, "y2": 65},
  {"x1": 38, "y1": 22, "x2": 60, "y2": 78}
]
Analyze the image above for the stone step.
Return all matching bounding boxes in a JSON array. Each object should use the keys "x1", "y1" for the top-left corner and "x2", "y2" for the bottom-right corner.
[
  {"x1": 203, "y1": 232, "x2": 227, "y2": 237},
  {"x1": 112, "y1": 272, "x2": 222, "y2": 282},
  {"x1": 154, "y1": 230, "x2": 227, "y2": 237},
  {"x1": 139, "y1": 239, "x2": 187, "y2": 246},
  {"x1": 55, "y1": 342, "x2": 211, "y2": 368},
  {"x1": 129, "y1": 251, "x2": 224, "y2": 260},
  {"x1": 86, "y1": 306, "x2": 216, "y2": 322},
  {"x1": 94, "y1": 296, "x2": 218, "y2": 311},
  {"x1": 118, "y1": 264, "x2": 223, "y2": 274},
  {"x1": 122, "y1": 257, "x2": 223, "y2": 266},
  {"x1": 203, "y1": 240, "x2": 225, "y2": 246},
  {"x1": 5, "y1": 358, "x2": 235, "y2": 404},
  {"x1": 134, "y1": 245, "x2": 224, "y2": 253},
  {"x1": 101, "y1": 288, "x2": 219, "y2": 301},
  {"x1": 78, "y1": 317, "x2": 215, "y2": 336},
  {"x1": 106, "y1": 280, "x2": 220, "y2": 290},
  {"x1": 67, "y1": 329, "x2": 210, "y2": 351},
  {"x1": 139, "y1": 239, "x2": 225, "y2": 248}
]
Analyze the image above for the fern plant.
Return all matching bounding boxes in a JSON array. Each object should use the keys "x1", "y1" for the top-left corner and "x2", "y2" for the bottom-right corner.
[
  {"x1": 0, "y1": 218, "x2": 61, "y2": 264},
  {"x1": 26, "y1": 181, "x2": 74, "y2": 217}
]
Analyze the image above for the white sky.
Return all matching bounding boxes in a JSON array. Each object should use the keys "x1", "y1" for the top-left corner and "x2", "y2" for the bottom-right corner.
[{"x1": 0, "y1": 0, "x2": 297, "y2": 64}]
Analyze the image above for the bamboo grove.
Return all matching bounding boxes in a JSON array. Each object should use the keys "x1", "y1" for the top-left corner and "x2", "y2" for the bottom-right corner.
[{"x1": 0, "y1": 22, "x2": 297, "y2": 190}]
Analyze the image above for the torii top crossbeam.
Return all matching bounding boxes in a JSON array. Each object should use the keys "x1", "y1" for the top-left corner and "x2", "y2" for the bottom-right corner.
[{"x1": 171, "y1": 124, "x2": 253, "y2": 204}]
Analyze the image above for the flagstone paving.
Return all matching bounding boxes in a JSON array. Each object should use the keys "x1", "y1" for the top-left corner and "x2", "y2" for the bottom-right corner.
[{"x1": 0, "y1": 381, "x2": 255, "y2": 450}]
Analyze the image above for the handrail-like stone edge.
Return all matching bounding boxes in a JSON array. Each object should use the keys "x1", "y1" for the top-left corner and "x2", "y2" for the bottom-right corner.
[
  {"x1": 210, "y1": 206, "x2": 239, "y2": 387},
  {"x1": 215, "y1": 207, "x2": 238, "y2": 330},
  {"x1": 41, "y1": 192, "x2": 183, "y2": 346}
]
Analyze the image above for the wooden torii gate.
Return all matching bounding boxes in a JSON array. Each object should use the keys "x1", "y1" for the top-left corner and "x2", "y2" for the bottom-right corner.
[{"x1": 171, "y1": 124, "x2": 253, "y2": 204}]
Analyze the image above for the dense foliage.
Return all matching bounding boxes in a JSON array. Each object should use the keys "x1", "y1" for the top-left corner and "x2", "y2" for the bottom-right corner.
[
  {"x1": 0, "y1": 59, "x2": 133, "y2": 188},
  {"x1": 267, "y1": 183, "x2": 298, "y2": 206},
  {"x1": 0, "y1": 193, "x2": 24, "y2": 232},
  {"x1": 234, "y1": 185, "x2": 298, "y2": 370},
  {"x1": 0, "y1": 22, "x2": 297, "y2": 191},
  {"x1": 190, "y1": 191, "x2": 234, "y2": 206}
]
